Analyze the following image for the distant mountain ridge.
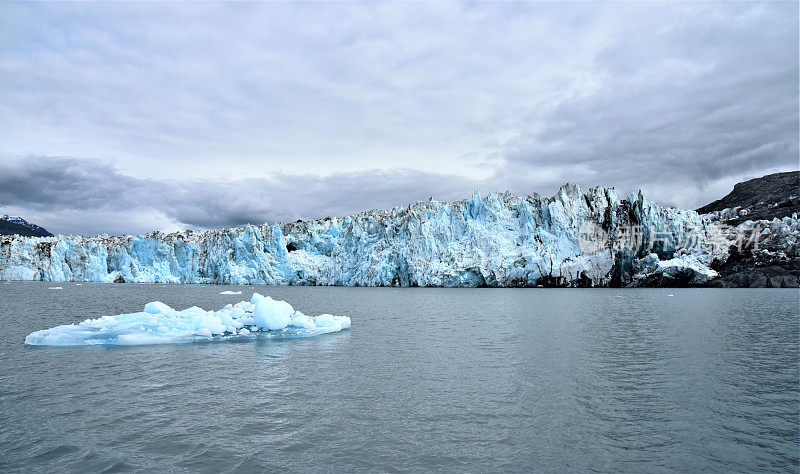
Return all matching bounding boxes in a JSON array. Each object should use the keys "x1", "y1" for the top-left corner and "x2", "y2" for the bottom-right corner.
[
  {"x1": 697, "y1": 171, "x2": 799, "y2": 222},
  {"x1": 0, "y1": 214, "x2": 52, "y2": 237}
]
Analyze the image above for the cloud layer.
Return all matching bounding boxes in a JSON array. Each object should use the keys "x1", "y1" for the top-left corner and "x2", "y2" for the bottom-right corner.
[
  {"x1": 0, "y1": 156, "x2": 483, "y2": 235},
  {"x1": 0, "y1": 2, "x2": 796, "y2": 235}
]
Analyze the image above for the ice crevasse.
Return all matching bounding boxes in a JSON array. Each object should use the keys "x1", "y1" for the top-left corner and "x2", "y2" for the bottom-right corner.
[{"x1": 24, "y1": 293, "x2": 351, "y2": 346}]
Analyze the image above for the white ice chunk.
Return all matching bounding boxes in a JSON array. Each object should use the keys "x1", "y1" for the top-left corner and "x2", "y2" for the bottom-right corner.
[
  {"x1": 315, "y1": 314, "x2": 352, "y2": 330},
  {"x1": 240, "y1": 316, "x2": 255, "y2": 326},
  {"x1": 48, "y1": 286, "x2": 63, "y2": 290},
  {"x1": 234, "y1": 301, "x2": 254, "y2": 312},
  {"x1": 143, "y1": 301, "x2": 175, "y2": 315},
  {"x1": 251, "y1": 293, "x2": 293, "y2": 330},
  {"x1": 219, "y1": 290, "x2": 242, "y2": 295},
  {"x1": 24, "y1": 296, "x2": 351, "y2": 346},
  {"x1": 290, "y1": 311, "x2": 316, "y2": 329}
]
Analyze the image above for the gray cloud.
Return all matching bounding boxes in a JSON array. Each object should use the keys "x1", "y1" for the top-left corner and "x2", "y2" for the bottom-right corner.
[
  {"x1": 0, "y1": 156, "x2": 480, "y2": 235},
  {"x1": 0, "y1": 2, "x2": 796, "y2": 235},
  {"x1": 495, "y1": 2, "x2": 798, "y2": 203}
]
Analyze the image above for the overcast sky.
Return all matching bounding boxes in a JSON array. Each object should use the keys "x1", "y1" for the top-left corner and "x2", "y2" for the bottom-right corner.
[{"x1": 0, "y1": 1, "x2": 797, "y2": 236}]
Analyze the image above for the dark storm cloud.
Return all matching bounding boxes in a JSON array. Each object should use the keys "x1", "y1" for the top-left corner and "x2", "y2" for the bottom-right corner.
[
  {"x1": 0, "y1": 157, "x2": 142, "y2": 210},
  {"x1": 0, "y1": 156, "x2": 479, "y2": 235}
]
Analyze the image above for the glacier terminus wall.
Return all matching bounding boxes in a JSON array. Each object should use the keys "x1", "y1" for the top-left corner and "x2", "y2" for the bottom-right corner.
[{"x1": 2, "y1": 184, "x2": 797, "y2": 287}]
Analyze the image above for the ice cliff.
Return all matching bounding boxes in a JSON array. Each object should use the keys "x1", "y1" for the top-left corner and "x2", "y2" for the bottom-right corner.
[{"x1": 2, "y1": 184, "x2": 796, "y2": 287}]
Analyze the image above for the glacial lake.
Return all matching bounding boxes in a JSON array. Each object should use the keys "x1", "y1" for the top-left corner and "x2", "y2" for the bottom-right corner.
[{"x1": 1, "y1": 282, "x2": 798, "y2": 472}]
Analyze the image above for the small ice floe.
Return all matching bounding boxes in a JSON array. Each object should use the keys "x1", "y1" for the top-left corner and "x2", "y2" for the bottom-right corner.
[
  {"x1": 75, "y1": 283, "x2": 82, "y2": 286},
  {"x1": 667, "y1": 294, "x2": 674, "y2": 297},
  {"x1": 24, "y1": 293, "x2": 351, "y2": 346},
  {"x1": 48, "y1": 287, "x2": 63, "y2": 290},
  {"x1": 219, "y1": 290, "x2": 242, "y2": 295}
]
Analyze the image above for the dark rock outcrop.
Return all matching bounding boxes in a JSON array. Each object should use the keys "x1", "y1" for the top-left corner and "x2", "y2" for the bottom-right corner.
[
  {"x1": 0, "y1": 219, "x2": 52, "y2": 237},
  {"x1": 0, "y1": 215, "x2": 52, "y2": 237},
  {"x1": 698, "y1": 170, "x2": 799, "y2": 287},
  {"x1": 697, "y1": 171, "x2": 799, "y2": 223}
]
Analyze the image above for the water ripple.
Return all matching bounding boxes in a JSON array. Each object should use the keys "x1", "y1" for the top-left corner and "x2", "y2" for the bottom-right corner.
[{"x1": 0, "y1": 284, "x2": 797, "y2": 472}]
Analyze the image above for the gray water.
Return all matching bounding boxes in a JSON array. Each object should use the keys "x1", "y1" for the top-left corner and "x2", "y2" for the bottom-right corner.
[{"x1": 0, "y1": 282, "x2": 797, "y2": 472}]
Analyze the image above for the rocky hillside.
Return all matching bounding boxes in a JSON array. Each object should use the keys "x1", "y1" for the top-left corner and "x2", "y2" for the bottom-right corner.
[
  {"x1": 0, "y1": 216, "x2": 52, "y2": 237},
  {"x1": 0, "y1": 214, "x2": 52, "y2": 237},
  {"x1": 698, "y1": 170, "x2": 799, "y2": 288},
  {"x1": 697, "y1": 171, "x2": 799, "y2": 223}
]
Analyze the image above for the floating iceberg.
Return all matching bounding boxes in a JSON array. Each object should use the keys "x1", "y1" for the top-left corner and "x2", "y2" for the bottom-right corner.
[
  {"x1": 219, "y1": 290, "x2": 242, "y2": 295},
  {"x1": 24, "y1": 293, "x2": 351, "y2": 346},
  {"x1": 48, "y1": 286, "x2": 63, "y2": 290}
]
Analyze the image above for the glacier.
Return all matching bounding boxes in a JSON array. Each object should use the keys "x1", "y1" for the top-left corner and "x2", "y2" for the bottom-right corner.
[
  {"x1": 24, "y1": 294, "x2": 351, "y2": 346},
  {"x1": 2, "y1": 184, "x2": 797, "y2": 287}
]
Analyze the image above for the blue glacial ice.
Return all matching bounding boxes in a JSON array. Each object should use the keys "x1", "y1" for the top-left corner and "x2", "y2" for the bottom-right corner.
[
  {"x1": 24, "y1": 293, "x2": 351, "y2": 346},
  {"x1": 2, "y1": 184, "x2": 797, "y2": 287}
]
